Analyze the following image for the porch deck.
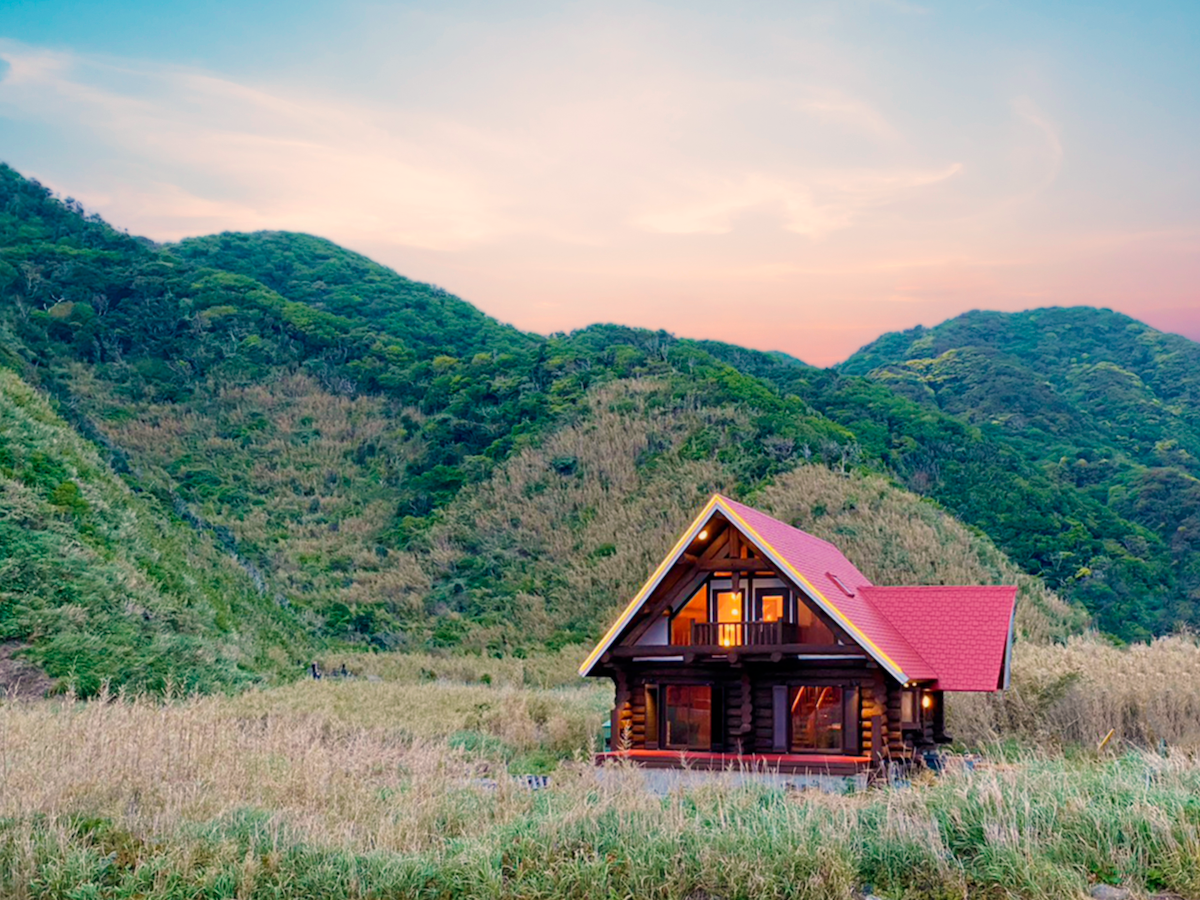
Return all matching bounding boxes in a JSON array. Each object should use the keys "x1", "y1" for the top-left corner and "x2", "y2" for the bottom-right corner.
[{"x1": 595, "y1": 749, "x2": 872, "y2": 776}]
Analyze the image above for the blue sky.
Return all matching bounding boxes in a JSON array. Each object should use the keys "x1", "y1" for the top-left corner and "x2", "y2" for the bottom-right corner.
[{"x1": 1, "y1": 0, "x2": 1197, "y2": 363}]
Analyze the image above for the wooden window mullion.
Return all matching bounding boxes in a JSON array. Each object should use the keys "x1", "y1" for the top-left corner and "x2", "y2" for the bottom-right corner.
[
  {"x1": 645, "y1": 683, "x2": 659, "y2": 750},
  {"x1": 772, "y1": 685, "x2": 788, "y2": 752}
]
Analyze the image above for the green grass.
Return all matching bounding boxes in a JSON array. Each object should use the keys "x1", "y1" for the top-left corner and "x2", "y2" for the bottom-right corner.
[
  {"x1": 2, "y1": 751, "x2": 1198, "y2": 900},
  {"x1": 4, "y1": 655, "x2": 1200, "y2": 900}
]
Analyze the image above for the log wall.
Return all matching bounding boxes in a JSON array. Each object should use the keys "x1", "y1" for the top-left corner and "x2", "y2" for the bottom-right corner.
[{"x1": 606, "y1": 662, "x2": 946, "y2": 764}]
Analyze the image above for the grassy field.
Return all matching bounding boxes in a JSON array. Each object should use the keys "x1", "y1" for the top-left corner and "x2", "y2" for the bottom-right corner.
[{"x1": 3, "y1": 639, "x2": 1200, "y2": 900}]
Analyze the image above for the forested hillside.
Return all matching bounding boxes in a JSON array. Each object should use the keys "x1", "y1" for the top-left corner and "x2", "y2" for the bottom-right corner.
[
  {"x1": 0, "y1": 366, "x2": 304, "y2": 694},
  {"x1": 0, "y1": 160, "x2": 1191, "y2": 691},
  {"x1": 838, "y1": 309, "x2": 1200, "y2": 640}
]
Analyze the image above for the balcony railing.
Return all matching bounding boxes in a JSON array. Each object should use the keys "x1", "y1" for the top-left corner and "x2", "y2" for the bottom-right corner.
[{"x1": 689, "y1": 621, "x2": 799, "y2": 647}]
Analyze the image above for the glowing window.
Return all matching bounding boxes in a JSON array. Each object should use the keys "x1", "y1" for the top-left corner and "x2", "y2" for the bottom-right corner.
[
  {"x1": 663, "y1": 685, "x2": 712, "y2": 750},
  {"x1": 715, "y1": 591, "x2": 743, "y2": 623},
  {"x1": 714, "y1": 590, "x2": 744, "y2": 646},
  {"x1": 759, "y1": 594, "x2": 785, "y2": 622},
  {"x1": 671, "y1": 586, "x2": 708, "y2": 645},
  {"x1": 790, "y1": 685, "x2": 843, "y2": 752}
]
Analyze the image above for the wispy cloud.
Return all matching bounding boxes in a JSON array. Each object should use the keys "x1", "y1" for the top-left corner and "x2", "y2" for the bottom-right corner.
[
  {"x1": 0, "y1": 33, "x2": 965, "y2": 250},
  {"x1": 1009, "y1": 96, "x2": 1064, "y2": 198},
  {"x1": 793, "y1": 88, "x2": 901, "y2": 141},
  {"x1": 0, "y1": 0, "x2": 1194, "y2": 367},
  {"x1": 634, "y1": 164, "x2": 962, "y2": 237},
  {"x1": 0, "y1": 42, "x2": 514, "y2": 249}
]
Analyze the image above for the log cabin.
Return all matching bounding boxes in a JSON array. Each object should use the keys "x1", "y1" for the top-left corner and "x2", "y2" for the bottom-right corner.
[{"x1": 580, "y1": 493, "x2": 1016, "y2": 783}]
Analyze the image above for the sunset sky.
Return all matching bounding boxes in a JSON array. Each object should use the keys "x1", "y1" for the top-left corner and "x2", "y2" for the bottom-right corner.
[{"x1": 1, "y1": 0, "x2": 1196, "y2": 366}]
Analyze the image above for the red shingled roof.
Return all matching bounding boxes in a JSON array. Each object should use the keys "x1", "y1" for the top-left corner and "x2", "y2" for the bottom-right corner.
[
  {"x1": 721, "y1": 496, "x2": 1015, "y2": 691},
  {"x1": 719, "y1": 497, "x2": 939, "y2": 682},
  {"x1": 859, "y1": 586, "x2": 1016, "y2": 691}
]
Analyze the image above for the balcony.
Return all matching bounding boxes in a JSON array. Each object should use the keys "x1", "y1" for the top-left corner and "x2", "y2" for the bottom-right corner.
[{"x1": 690, "y1": 620, "x2": 799, "y2": 647}]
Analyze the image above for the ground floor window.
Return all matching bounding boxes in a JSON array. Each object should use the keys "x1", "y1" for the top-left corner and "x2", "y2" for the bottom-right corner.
[
  {"x1": 663, "y1": 684, "x2": 712, "y2": 750},
  {"x1": 790, "y1": 685, "x2": 843, "y2": 751}
]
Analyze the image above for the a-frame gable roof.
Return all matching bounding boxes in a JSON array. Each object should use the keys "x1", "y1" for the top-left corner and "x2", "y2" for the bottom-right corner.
[
  {"x1": 720, "y1": 496, "x2": 938, "y2": 683},
  {"x1": 578, "y1": 494, "x2": 935, "y2": 683}
]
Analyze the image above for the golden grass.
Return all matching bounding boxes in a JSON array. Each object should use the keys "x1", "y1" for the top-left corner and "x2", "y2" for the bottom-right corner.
[
  {"x1": 0, "y1": 678, "x2": 606, "y2": 857},
  {"x1": 3, "y1": 667, "x2": 1200, "y2": 900},
  {"x1": 228, "y1": 679, "x2": 608, "y2": 754},
  {"x1": 317, "y1": 645, "x2": 588, "y2": 689},
  {"x1": 950, "y1": 633, "x2": 1200, "y2": 749}
]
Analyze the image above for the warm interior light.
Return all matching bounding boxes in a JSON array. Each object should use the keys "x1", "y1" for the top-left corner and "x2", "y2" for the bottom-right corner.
[
  {"x1": 698, "y1": 529, "x2": 708, "y2": 540},
  {"x1": 921, "y1": 694, "x2": 932, "y2": 710}
]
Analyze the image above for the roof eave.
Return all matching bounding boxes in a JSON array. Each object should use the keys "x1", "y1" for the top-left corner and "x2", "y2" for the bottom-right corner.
[
  {"x1": 579, "y1": 494, "x2": 914, "y2": 683},
  {"x1": 578, "y1": 495, "x2": 722, "y2": 677}
]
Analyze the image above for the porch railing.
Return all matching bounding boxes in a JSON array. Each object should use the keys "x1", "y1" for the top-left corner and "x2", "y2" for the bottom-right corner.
[{"x1": 689, "y1": 621, "x2": 799, "y2": 647}]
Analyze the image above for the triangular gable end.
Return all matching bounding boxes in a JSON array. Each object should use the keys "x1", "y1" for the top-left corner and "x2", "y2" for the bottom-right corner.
[{"x1": 578, "y1": 494, "x2": 912, "y2": 682}]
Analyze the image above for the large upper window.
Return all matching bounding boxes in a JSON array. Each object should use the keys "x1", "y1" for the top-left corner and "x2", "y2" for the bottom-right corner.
[
  {"x1": 663, "y1": 685, "x2": 712, "y2": 750},
  {"x1": 715, "y1": 590, "x2": 743, "y2": 623},
  {"x1": 714, "y1": 590, "x2": 744, "y2": 646},
  {"x1": 796, "y1": 602, "x2": 836, "y2": 644},
  {"x1": 671, "y1": 586, "x2": 707, "y2": 645},
  {"x1": 790, "y1": 685, "x2": 843, "y2": 752}
]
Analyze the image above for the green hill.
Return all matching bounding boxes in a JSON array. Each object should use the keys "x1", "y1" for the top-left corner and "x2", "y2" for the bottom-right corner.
[
  {"x1": 171, "y1": 231, "x2": 534, "y2": 359},
  {"x1": 839, "y1": 307, "x2": 1200, "y2": 639},
  {"x1": 1, "y1": 161, "x2": 1179, "y2": 690},
  {"x1": 0, "y1": 365, "x2": 304, "y2": 695}
]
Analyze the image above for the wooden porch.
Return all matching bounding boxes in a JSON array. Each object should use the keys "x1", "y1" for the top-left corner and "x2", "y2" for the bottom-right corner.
[
  {"x1": 595, "y1": 749, "x2": 872, "y2": 777},
  {"x1": 689, "y1": 620, "x2": 800, "y2": 647}
]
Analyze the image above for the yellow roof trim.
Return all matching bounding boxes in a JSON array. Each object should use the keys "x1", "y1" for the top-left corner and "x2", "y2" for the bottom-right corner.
[
  {"x1": 718, "y1": 502, "x2": 908, "y2": 683},
  {"x1": 578, "y1": 493, "x2": 910, "y2": 682},
  {"x1": 577, "y1": 494, "x2": 721, "y2": 676}
]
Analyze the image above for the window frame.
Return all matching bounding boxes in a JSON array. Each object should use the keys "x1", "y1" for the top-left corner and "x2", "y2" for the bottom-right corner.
[
  {"x1": 659, "y1": 683, "x2": 715, "y2": 751},
  {"x1": 900, "y1": 688, "x2": 920, "y2": 729},
  {"x1": 773, "y1": 682, "x2": 861, "y2": 754},
  {"x1": 752, "y1": 585, "x2": 794, "y2": 624}
]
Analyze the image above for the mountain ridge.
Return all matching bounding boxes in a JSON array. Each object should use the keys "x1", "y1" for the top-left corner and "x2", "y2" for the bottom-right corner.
[
  {"x1": 839, "y1": 306, "x2": 1200, "y2": 638},
  {"x1": 1, "y1": 161, "x2": 1193, "y2": 692}
]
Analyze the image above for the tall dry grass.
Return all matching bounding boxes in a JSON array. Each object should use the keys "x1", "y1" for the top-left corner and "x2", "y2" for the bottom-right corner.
[
  {"x1": 0, "y1": 684, "x2": 599, "y2": 857},
  {"x1": 3, "y1": 680, "x2": 1200, "y2": 900},
  {"x1": 317, "y1": 645, "x2": 588, "y2": 689},
  {"x1": 950, "y1": 634, "x2": 1200, "y2": 749}
]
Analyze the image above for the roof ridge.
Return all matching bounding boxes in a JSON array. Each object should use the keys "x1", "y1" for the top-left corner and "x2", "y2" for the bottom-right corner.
[
  {"x1": 857, "y1": 585, "x2": 937, "y2": 680},
  {"x1": 715, "y1": 494, "x2": 845, "y2": 552}
]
